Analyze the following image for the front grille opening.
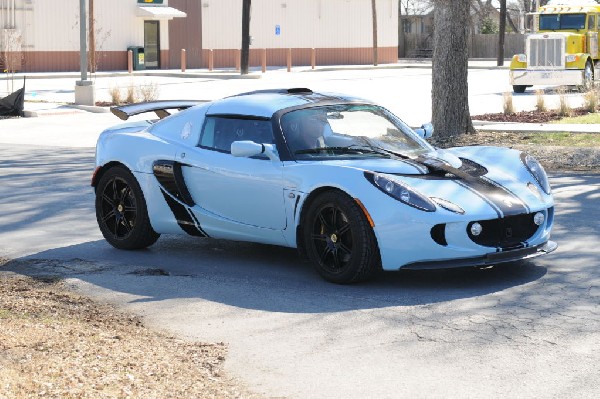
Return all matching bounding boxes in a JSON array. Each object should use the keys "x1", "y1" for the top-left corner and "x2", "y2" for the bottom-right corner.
[
  {"x1": 467, "y1": 213, "x2": 540, "y2": 249},
  {"x1": 431, "y1": 224, "x2": 447, "y2": 246},
  {"x1": 528, "y1": 37, "x2": 564, "y2": 69}
]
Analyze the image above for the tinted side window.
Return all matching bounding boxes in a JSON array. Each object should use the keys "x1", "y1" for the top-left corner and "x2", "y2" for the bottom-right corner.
[{"x1": 199, "y1": 117, "x2": 275, "y2": 153}]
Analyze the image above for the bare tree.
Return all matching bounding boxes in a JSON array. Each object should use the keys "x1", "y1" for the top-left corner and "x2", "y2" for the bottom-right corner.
[
  {"x1": 432, "y1": 0, "x2": 475, "y2": 137},
  {"x1": 1, "y1": 30, "x2": 23, "y2": 93},
  {"x1": 241, "y1": 0, "x2": 251, "y2": 75}
]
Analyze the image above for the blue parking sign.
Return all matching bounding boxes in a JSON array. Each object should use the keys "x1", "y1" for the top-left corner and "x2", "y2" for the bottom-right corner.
[{"x1": 275, "y1": 25, "x2": 281, "y2": 36}]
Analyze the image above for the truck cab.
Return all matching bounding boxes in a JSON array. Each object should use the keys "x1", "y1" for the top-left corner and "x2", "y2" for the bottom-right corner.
[{"x1": 509, "y1": 3, "x2": 600, "y2": 93}]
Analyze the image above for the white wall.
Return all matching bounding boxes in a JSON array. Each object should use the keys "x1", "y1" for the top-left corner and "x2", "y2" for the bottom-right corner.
[
  {"x1": 202, "y1": 0, "x2": 398, "y2": 49},
  {"x1": 11, "y1": 0, "x2": 175, "y2": 52}
]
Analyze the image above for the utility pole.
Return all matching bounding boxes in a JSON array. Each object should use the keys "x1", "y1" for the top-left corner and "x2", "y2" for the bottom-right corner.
[
  {"x1": 89, "y1": 0, "x2": 96, "y2": 73},
  {"x1": 371, "y1": 0, "x2": 378, "y2": 66},
  {"x1": 79, "y1": 0, "x2": 88, "y2": 82},
  {"x1": 241, "y1": 0, "x2": 251, "y2": 75},
  {"x1": 75, "y1": 0, "x2": 95, "y2": 105}
]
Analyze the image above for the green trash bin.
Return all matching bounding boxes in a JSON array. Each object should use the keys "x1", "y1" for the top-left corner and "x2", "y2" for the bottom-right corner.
[{"x1": 128, "y1": 46, "x2": 145, "y2": 70}]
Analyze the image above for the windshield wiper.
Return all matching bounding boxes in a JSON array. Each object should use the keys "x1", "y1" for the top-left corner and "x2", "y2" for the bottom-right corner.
[
  {"x1": 294, "y1": 146, "x2": 391, "y2": 156},
  {"x1": 364, "y1": 145, "x2": 412, "y2": 160}
]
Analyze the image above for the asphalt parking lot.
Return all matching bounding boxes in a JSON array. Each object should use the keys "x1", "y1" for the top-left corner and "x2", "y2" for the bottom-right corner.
[{"x1": 1, "y1": 66, "x2": 599, "y2": 398}]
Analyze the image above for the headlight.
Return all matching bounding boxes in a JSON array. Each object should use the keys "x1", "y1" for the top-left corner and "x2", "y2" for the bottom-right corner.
[
  {"x1": 364, "y1": 172, "x2": 436, "y2": 212},
  {"x1": 521, "y1": 153, "x2": 551, "y2": 194}
]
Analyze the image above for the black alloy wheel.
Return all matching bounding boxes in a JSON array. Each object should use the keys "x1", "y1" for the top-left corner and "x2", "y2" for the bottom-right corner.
[
  {"x1": 95, "y1": 166, "x2": 159, "y2": 250},
  {"x1": 304, "y1": 190, "x2": 380, "y2": 284}
]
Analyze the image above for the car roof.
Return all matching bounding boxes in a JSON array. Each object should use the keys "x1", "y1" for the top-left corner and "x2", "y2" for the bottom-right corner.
[{"x1": 205, "y1": 88, "x2": 371, "y2": 118}]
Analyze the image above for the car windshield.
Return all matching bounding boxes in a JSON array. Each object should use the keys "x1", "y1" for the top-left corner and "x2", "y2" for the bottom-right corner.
[
  {"x1": 539, "y1": 13, "x2": 586, "y2": 30},
  {"x1": 280, "y1": 104, "x2": 433, "y2": 160}
]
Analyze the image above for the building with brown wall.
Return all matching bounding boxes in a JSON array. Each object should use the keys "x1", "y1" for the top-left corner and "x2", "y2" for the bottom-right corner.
[{"x1": 1, "y1": 0, "x2": 398, "y2": 72}]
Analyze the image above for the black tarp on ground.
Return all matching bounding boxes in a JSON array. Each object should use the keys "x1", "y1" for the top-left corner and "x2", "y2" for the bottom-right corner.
[{"x1": 0, "y1": 79, "x2": 25, "y2": 117}]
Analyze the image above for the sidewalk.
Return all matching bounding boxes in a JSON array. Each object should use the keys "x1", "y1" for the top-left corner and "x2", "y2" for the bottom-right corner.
[{"x1": 0, "y1": 58, "x2": 509, "y2": 82}]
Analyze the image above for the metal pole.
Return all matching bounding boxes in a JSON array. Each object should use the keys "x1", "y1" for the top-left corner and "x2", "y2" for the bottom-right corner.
[{"x1": 79, "y1": 0, "x2": 88, "y2": 81}]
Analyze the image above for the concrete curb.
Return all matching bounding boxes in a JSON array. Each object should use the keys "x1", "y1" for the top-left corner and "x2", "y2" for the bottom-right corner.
[
  {"x1": 0, "y1": 59, "x2": 510, "y2": 81},
  {"x1": 0, "y1": 71, "x2": 263, "y2": 81},
  {"x1": 473, "y1": 120, "x2": 600, "y2": 134}
]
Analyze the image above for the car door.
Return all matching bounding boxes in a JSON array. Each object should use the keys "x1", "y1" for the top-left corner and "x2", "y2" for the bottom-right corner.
[{"x1": 180, "y1": 116, "x2": 287, "y2": 234}]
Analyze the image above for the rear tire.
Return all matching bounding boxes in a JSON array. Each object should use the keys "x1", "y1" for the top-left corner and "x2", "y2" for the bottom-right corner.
[
  {"x1": 513, "y1": 85, "x2": 526, "y2": 93},
  {"x1": 95, "y1": 165, "x2": 159, "y2": 250},
  {"x1": 303, "y1": 190, "x2": 380, "y2": 284}
]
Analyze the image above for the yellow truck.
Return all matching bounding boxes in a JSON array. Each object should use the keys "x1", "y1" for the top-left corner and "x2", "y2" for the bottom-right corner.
[{"x1": 509, "y1": 3, "x2": 600, "y2": 93}]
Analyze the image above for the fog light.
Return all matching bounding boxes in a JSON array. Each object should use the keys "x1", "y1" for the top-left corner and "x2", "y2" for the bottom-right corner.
[
  {"x1": 534, "y1": 212, "x2": 545, "y2": 226},
  {"x1": 470, "y1": 222, "x2": 483, "y2": 236}
]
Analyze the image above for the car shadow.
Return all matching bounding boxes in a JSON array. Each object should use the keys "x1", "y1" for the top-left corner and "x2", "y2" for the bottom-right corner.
[{"x1": 3, "y1": 235, "x2": 548, "y2": 314}]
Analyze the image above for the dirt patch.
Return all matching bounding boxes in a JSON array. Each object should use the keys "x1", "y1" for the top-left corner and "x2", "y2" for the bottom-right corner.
[
  {"x1": 0, "y1": 267, "x2": 258, "y2": 398},
  {"x1": 430, "y1": 131, "x2": 600, "y2": 172}
]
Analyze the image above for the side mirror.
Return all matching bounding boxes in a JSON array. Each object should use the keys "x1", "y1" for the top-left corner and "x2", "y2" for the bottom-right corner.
[
  {"x1": 231, "y1": 141, "x2": 279, "y2": 161},
  {"x1": 414, "y1": 122, "x2": 434, "y2": 139}
]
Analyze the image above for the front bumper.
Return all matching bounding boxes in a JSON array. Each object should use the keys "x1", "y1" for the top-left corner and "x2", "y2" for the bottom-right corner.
[
  {"x1": 510, "y1": 69, "x2": 585, "y2": 86},
  {"x1": 401, "y1": 241, "x2": 557, "y2": 271}
]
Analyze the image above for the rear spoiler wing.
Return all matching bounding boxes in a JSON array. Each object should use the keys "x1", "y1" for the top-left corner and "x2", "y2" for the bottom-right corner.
[{"x1": 110, "y1": 100, "x2": 208, "y2": 121}]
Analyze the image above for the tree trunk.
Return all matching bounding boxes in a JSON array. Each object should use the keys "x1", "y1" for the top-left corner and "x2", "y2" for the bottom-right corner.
[
  {"x1": 241, "y1": 0, "x2": 251, "y2": 75},
  {"x1": 431, "y1": 0, "x2": 475, "y2": 137},
  {"x1": 497, "y1": 0, "x2": 506, "y2": 66},
  {"x1": 372, "y1": 0, "x2": 378, "y2": 66}
]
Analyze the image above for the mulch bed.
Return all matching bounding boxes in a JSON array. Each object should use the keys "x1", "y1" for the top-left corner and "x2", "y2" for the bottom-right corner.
[{"x1": 472, "y1": 108, "x2": 592, "y2": 123}]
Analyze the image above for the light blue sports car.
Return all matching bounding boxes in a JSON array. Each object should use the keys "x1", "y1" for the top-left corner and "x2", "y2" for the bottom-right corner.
[{"x1": 92, "y1": 88, "x2": 557, "y2": 284}]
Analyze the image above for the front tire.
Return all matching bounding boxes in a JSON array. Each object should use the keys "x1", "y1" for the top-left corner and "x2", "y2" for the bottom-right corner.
[
  {"x1": 303, "y1": 190, "x2": 380, "y2": 284},
  {"x1": 580, "y1": 60, "x2": 594, "y2": 92},
  {"x1": 95, "y1": 165, "x2": 159, "y2": 250}
]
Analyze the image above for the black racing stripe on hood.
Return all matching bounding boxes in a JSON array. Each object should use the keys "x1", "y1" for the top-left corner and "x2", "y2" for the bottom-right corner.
[
  {"x1": 415, "y1": 155, "x2": 529, "y2": 217},
  {"x1": 455, "y1": 177, "x2": 528, "y2": 217}
]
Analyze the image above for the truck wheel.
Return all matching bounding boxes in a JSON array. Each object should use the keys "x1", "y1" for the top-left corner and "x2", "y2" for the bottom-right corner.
[
  {"x1": 513, "y1": 85, "x2": 526, "y2": 94},
  {"x1": 580, "y1": 61, "x2": 594, "y2": 92}
]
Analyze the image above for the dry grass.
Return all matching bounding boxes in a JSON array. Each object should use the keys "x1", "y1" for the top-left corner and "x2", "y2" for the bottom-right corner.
[
  {"x1": 0, "y1": 270, "x2": 258, "y2": 398},
  {"x1": 125, "y1": 84, "x2": 137, "y2": 104},
  {"x1": 503, "y1": 92, "x2": 515, "y2": 115},
  {"x1": 108, "y1": 86, "x2": 122, "y2": 106},
  {"x1": 582, "y1": 88, "x2": 599, "y2": 113},
  {"x1": 137, "y1": 81, "x2": 160, "y2": 102},
  {"x1": 557, "y1": 86, "x2": 573, "y2": 117},
  {"x1": 535, "y1": 89, "x2": 547, "y2": 112}
]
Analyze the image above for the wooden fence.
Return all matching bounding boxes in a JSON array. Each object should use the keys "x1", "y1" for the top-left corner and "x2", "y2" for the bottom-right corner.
[{"x1": 399, "y1": 33, "x2": 525, "y2": 59}]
